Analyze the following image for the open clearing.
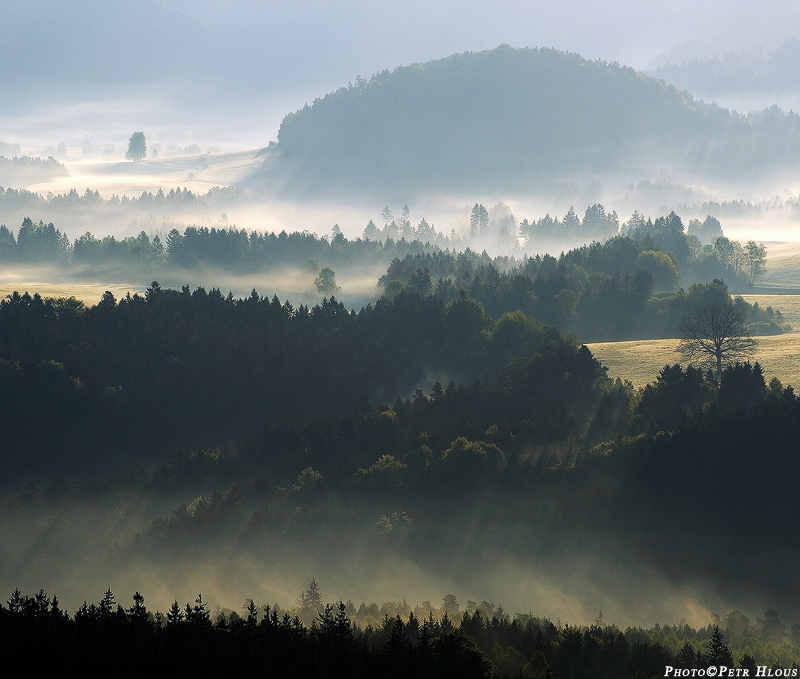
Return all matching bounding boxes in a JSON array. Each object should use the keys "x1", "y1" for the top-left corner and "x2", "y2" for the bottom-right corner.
[
  {"x1": 588, "y1": 294, "x2": 800, "y2": 388},
  {"x1": 587, "y1": 332, "x2": 800, "y2": 389}
]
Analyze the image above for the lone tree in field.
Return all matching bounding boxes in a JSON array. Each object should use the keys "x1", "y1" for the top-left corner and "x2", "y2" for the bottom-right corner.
[
  {"x1": 125, "y1": 132, "x2": 147, "y2": 162},
  {"x1": 678, "y1": 301, "x2": 756, "y2": 381}
]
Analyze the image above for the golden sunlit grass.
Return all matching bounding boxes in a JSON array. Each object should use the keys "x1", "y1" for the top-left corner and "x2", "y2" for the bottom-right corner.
[
  {"x1": 588, "y1": 293, "x2": 800, "y2": 389},
  {"x1": 0, "y1": 283, "x2": 142, "y2": 306},
  {"x1": 739, "y1": 294, "x2": 800, "y2": 328},
  {"x1": 587, "y1": 332, "x2": 800, "y2": 389}
]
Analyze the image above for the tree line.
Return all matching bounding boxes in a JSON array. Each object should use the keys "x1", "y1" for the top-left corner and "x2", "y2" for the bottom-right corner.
[
  {"x1": 3, "y1": 585, "x2": 799, "y2": 678},
  {"x1": 383, "y1": 259, "x2": 782, "y2": 343},
  {"x1": 0, "y1": 185, "x2": 237, "y2": 213}
]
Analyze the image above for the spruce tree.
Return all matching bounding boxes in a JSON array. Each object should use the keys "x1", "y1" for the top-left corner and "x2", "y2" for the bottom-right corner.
[{"x1": 705, "y1": 625, "x2": 733, "y2": 667}]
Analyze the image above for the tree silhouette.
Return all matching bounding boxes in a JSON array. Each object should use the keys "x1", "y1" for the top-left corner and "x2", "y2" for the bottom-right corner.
[
  {"x1": 298, "y1": 578, "x2": 324, "y2": 627},
  {"x1": 744, "y1": 241, "x2": 767, "y2": 285},
  {"x1": 126, "y1": 132, "x2": 147, "y2": 161},
  {"x1": 314, "y1": 267, "x2": 341, "y2": 295},
  {"x1": 678, "y1": 301, "x2": 756, "y2": 381},
  {"x1": 469, "y1": 204, "x2": 488, "y2": 239},
  {"x1": 704, "y1": 625, "x2": 733, "y2": 667}
]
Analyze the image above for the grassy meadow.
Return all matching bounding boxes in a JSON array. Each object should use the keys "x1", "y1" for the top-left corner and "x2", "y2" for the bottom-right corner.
[
  {"x1": 588, "y1": 331, "x2": 800, "y2": 389},
  {"x1": 0, "y1": 282, "x2": 143, "y2": 305},
  {"x1": 756, "y1": 241, "x2": 800, "y2": 290}
]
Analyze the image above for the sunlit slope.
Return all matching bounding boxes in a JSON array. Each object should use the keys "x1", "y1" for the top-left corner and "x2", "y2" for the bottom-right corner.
[
  {"x1": 268, "y1": 45, "x2": 800, "y2": 195},
  {"x1": 38, "y1": 149, "x2": 266, "y2": 197},
  {"x1": 588, "y1": 332, "x2": 800, "y2": 389}
]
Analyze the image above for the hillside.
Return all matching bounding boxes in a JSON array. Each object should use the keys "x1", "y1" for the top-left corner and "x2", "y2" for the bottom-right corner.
[{"x1": 266, "y1": 45, "x2": 800, "y2": 196}]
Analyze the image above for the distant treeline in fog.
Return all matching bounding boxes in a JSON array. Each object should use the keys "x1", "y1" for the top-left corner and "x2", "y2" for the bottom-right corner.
[
  {"x1": 650, "y1": 38, "x2": 800, "y2": 97},
  {"x1": 383, "y1": 214, "x2": 780, "y2": 339},
  {"x1": 0, "y1": 205, "x2": 771, "y2": 301},
  {"x1": 6, "y1": 183, "x2": 800, "y2": 232},
  {"x1": 619, "y1": 179, "x2": 800, "y2": 221},
  {"x1": 271, "y1": 45, "x2": 800, "y2": 194},
  {"x1": 0, "y1": 156, "x2": 68, "y2": 186},
  {"x1": 3, "y1": 586, "x2": 797, "y2": 677},
  {"x1": 0, "y1": 185, "x2": 238, "y2": 215}
]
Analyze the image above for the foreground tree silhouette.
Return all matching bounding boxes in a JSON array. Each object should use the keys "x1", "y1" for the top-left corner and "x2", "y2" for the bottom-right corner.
[
  {"x1": 678, "y1": 301, "x2": 755, "y2": 381},
  {"x1": 704, "y1": 625, "x2": 733, "y2": 667},
  {"x1": 126, "y1": 132, "x2": 147, "y2": 161}
]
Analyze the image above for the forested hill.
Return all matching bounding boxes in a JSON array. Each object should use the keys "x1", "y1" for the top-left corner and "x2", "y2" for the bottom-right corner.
[{"x1": 268, "y1": 45, "x2": 800, "y2": 195}]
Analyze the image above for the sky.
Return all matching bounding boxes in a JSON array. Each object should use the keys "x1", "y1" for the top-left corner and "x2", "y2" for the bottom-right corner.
[{"x1": 3, "y1": 0, "x2": 800, "y2": 151}]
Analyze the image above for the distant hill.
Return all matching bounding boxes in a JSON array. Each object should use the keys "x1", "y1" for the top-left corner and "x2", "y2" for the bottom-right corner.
[{"x1": 267, "y1": 45, "x2": 800, "y2": 196}]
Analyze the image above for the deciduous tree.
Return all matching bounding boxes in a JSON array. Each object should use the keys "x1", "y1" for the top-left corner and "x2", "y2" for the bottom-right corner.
[
  {"x1": 678, "y1": 302, "x2": 756, "y2": 381},
  {"x1": 126, "y1": 132, "x2": 147, "y2": 161}
]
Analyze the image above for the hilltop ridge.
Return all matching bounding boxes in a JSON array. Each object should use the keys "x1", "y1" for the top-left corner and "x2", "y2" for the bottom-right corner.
[{"x1": 263, "y1": 45, "x2": 800, "y2": 196}]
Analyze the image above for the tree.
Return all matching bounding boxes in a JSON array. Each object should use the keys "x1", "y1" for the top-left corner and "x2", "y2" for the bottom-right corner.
[
  {"x1": 743, "y1": 241, "x2": 767, "y2": 286},
  {"x1": 314, "y1": 267, "x2": 341, "y2": 296},
  {"x1": 406, "y1": 267, "x2": 432, "y2": 296},
  {"x1": 470, "y1": 203, "x2": 488, "y2": 239},
  {"x1": 523, "y1": 650, "x2": 552, "y2": 679},
  {"x1": 758, "y1": 608, "x2": 786, "y2": 644},
  {"x1": 126, "y1": 132, "x2": 147, "y2": 161},
  {"x1": 442, "y1": 593, "x2": 459, "y2": 615},
  {"x1": 637, "y1": 250, "x2": 680, "y2": 290},
  {"x1": 298, "y1": 578, "x2": 324, "y2": 627},
  {"x1": 704, "y1": 625, "x2": 733, "y2": 667},
  {"x1": 678, "y1": 301, "x2": 756, "y2": 381},
  {"x1": 166, "y1": 600, "x2": 183, "y2": 625}
]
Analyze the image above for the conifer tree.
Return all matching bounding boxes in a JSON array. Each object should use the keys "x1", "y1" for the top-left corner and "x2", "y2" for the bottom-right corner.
[{"x1": 705, "y1": 625, "x2": 733, "y2": 667}]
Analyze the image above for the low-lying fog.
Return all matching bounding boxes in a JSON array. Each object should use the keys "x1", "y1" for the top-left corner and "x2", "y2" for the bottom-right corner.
[
  {"x1": 0, "y1": 496, "x2": 730, "y2": 629},
  {"x1": 4, "y1": 150, "x2": 800, "y2": 247}
]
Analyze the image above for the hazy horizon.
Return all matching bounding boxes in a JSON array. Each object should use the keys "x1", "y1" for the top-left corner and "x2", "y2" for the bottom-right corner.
[{"x1": 5, "y1": 0, "x2": 800, "y2": 155}]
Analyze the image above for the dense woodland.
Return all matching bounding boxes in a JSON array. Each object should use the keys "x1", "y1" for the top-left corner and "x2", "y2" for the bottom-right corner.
[
  {"x1": 2, "y1": 272, "x2": 800, "y2": 609},
  {"x1": 1, "y1": 203, "x2": 797, "y2": 673},
  {"x1": 0, "y1": 257, "x2": 784, "y2": 483},
  {"x1": 0, "y1": 205, "x2": 779, "y2": 337},
  {"x1": 0, "y1": 184, "x2": 238, "y2": 215},
  {"x1": 3, "y1": 585, "x2": 799, "y2": 677}
]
